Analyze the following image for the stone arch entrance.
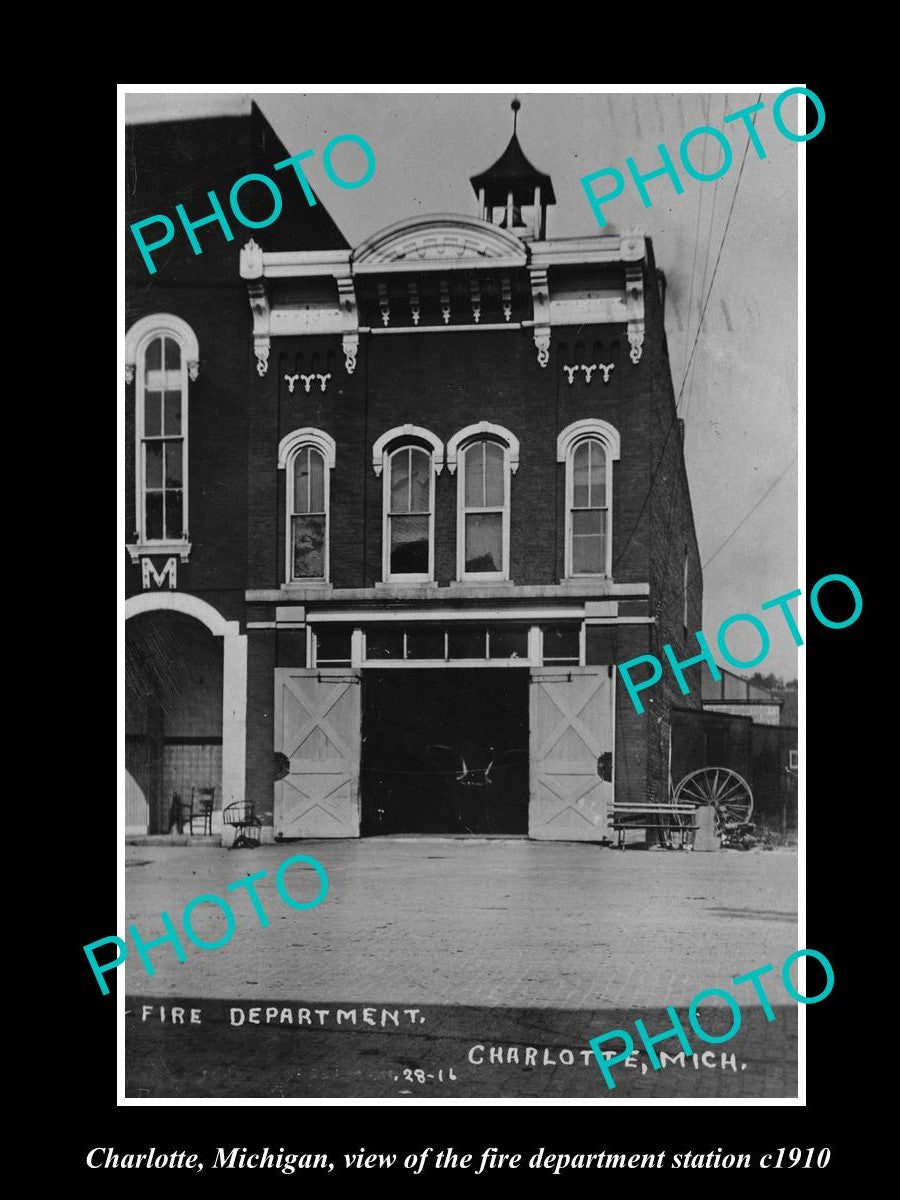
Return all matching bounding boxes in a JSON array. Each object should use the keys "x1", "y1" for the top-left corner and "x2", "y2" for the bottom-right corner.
[{"x1": 124, "y1": 594, "x2": 247, "y2": 835}]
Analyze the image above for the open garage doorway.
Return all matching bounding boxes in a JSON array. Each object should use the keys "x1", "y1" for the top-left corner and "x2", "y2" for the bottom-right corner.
[
  {"x1": 125, "y1": 610, "x2": 223, "y2": 835},
  {"x1": 361, "y1": 669, "x2": 529, "y2": 835}
]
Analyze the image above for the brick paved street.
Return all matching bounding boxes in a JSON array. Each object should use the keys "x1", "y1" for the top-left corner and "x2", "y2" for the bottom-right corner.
[{"x1": 123, "y1": 839, "x2": 798, "y2": 1098}]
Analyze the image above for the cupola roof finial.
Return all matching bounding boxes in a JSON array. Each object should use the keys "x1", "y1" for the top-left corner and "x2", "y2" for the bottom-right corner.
[{"x1": 470, "y1": 98, "x2": 556, "y2": 205}]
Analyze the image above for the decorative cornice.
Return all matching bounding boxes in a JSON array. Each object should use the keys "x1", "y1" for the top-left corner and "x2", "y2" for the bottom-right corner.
[
  {"x1": 529, "y1": 232, "x2": 646, "y2": 269},
  {"x1": 235, "y1": 230, "x2": 651, "y2": 355}
]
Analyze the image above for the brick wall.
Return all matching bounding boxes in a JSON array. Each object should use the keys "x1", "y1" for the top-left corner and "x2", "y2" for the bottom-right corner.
[
  {"x1": 249, "y1": 315, "x2": 662, "y2": 591},
  {"x1": 644, "y1": 240, "x2": 704, "y2": 803}
]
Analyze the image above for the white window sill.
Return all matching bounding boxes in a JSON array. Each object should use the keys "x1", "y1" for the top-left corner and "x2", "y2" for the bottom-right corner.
[
  {"x1": 449, "y1": 578, "x2": 513, "y2": 588},
  {"x1": 375, "y1": 580, "x2": 439, "y2": 589},
  {"x1": 127, "y1": 540, "x2": 192, "y2": 563}
]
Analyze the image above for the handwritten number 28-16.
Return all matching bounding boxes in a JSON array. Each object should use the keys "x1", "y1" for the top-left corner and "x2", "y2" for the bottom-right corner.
[{"x1": 401, "y1": 1068, "x2": 457, "y2": 1084}]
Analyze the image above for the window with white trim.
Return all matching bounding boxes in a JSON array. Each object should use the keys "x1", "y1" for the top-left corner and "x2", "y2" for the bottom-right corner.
[
  {"x1": 126, "y1": 314, "x2": 199, "y2": 561},
  {"x1": 386, "y1": 444, "x2": 433, "y2": 580},
  {"x1": 459, "y1": 440, "x2": 509, "y2": 579},
  {"x1": 277, "y1": 428, "x2": 336, "y2": 585},
  {"x1": 557, "y1": 419, "x2": 621, "y2": 580},
  {"x1": 448, "y1": 423, "x2": 518, "y2": 582},
  {"x1": 289, "y1": 445, "x2": 327, "y2": 581},
  {"x1": 142, "y1": 335, "x2": 185, "y2": 543},
  {"x1": 568, "y1": 438, "x2": 609, "y2": 575}
]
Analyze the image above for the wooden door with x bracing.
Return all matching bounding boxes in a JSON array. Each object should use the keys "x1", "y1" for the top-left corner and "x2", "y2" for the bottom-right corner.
[
  {"x1": 274, "y1": 669, "x2": 362, "y2": 838},
  {"x1": 529, "y1": 667, "x2": 615, "y2": 840}
]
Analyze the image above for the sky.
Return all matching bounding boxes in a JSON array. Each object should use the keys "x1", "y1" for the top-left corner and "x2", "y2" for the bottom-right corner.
[{"x1": 125, "y1": 88, "x2": 801, "y2": 682}]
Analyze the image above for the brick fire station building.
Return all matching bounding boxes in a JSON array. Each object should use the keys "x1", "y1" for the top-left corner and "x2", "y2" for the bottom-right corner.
[{"x1": 125, "y1": 98, "x2": 702, "y2": 842}]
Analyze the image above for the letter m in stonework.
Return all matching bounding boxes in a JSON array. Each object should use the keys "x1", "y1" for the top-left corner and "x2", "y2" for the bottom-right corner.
[{"x1": 141, "y1": 556, "x2": 177, "y2": 590}]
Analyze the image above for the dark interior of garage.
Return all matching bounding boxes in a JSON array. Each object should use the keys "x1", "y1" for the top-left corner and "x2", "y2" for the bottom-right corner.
[{"x1": 361, "y1": 669, "x2": 529, "y2": 834}]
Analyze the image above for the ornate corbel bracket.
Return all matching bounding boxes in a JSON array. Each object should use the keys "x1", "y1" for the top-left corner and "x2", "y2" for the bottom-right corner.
[
  {"x1": 408, "y1": 280, "x2": 421, "y2": 326},
  {"x1": 254, "y1": 342, "x2": 270, "y2": 377},
  {"x1": 377, "y1": 281, "x2": 390, "y2": 327},
  {"x1": 469, "y1": 277, "x2": 481, "y2": 324},
  {"x1": 439, "y1": 278, "x2": 451, "y2": 325},
  {"x1": 534, "y1": 330, "x2": 550, "y2": 368},
  {"x1": 529, "y1": 267, "x2": 551, "y2": 368},
  {"x1": 625, "y1": 263, "x2": 645, "y2": 365},
  {"x1": 337, "y1": 276, "x2": 360, "y2": 374},
  {"x1": 501, "y1": 274, "x2": 512, "y2": 323},
  {"x1": 246, "y1": 268, "x2": 271, "y2": 378}
]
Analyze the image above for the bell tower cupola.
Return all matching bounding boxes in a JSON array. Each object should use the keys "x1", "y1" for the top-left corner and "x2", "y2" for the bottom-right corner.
[{"x1": 470, "y1": 99, "x2": 555, "y2": 241}]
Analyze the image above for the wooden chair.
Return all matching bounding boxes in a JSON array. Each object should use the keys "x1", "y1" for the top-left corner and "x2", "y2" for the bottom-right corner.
[
  {"x1": 170, "y1": 787, "x2": 215, "y2": 836},
  {"x1": 189, "y1": 787, "x2": 215, "y2": 835},
  {"x1": 223, "y1": 800, "x2": 261, "y2": 849}
]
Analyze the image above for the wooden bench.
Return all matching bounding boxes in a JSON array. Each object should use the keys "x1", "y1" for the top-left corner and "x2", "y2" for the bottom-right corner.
[{"x1": 608, "y1": 802, "x2": 699, "y2": 850}]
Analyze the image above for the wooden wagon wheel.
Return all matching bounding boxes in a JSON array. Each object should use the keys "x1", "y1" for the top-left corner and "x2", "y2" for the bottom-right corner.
[{"x1": 673, "y1": 767, "x2": 754, "y2": 832}]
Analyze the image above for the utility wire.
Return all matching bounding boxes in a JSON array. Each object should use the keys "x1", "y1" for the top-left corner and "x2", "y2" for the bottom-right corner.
[
  {"x1": 701, "y1": 453, "x2": 797, "y2": 571},
  {"x1": 675, "y1": 93, "x2": 760, "y2": 409},
  {"x1": 681, "y1": 94, "x2": 711, "y2": 373},
  {"x1": 612, "y1": 95, "x2": 761, "y2": 573}
]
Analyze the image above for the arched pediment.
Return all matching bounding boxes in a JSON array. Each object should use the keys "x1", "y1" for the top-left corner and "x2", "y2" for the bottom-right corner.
[
  {"x1": 372, "y1": 425, "x2": 444, "y2": 476},
  {"x1": 277, "y1": 428, "x2": 337, "y2": 470},
  {"x1": 353, "y1": 214, "x2": 527, "y2": 272},
  {"x1": 557, "y1": 419, "x2": 621, "y2": 463},
  {"x1": 125, "y1": 313, "x2": 200, "y2": 381},
  {"x1": 447, "y1": 422, "x2": 520, "y2": 475}
]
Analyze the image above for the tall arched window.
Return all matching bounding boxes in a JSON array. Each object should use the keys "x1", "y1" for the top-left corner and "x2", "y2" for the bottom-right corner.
[
  {"x1": 557, "y1": 419, "x2": 621, "y2": 578},
  {"x1": 278, "y1": 429, "x2": 336, "y2": 584},
  {"x1": 373, "y1": 426, "x2": 444, "y2": 583},
  {"x1": 125, "y1": 314, "x2": 199, "y2": 561},
  {"x1": 570, "y1": 439, "x2": 607, "y2": 573},
  {"x1": 448, "y1": 423, "x2": 519, "y2": 582},
  {"x1": 387, "y1": 445, "x2": 433, "y2": 579}
]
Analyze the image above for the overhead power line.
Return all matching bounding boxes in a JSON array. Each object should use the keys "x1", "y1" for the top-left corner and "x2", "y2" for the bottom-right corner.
[
  {"x1": 612, "y1": 95, "x2": 762, "y2": 573},
  {"x1": 701, "y1": 453, "x2": 798, "y2": 572},
  {"x1": 675, "y1": 93, "x2": 761, "y2": 410}
]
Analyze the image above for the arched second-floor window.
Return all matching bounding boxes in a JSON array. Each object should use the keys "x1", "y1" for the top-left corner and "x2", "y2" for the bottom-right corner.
[
  {"x1": 557, "y1": 419, "x2": 621, "y2": 578},
  {"x1": 125, "y1": 313, "x2": 199, "y2": 561},
  {"x1": 278, "y1": 429, "x2": 336, "y2": 584},
  {"x1": 448, "y1": 422, "x2": 519, "y2": 582},
  {"x1": 372, "y1": 425, "x2": 444, "y2": 583}
]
